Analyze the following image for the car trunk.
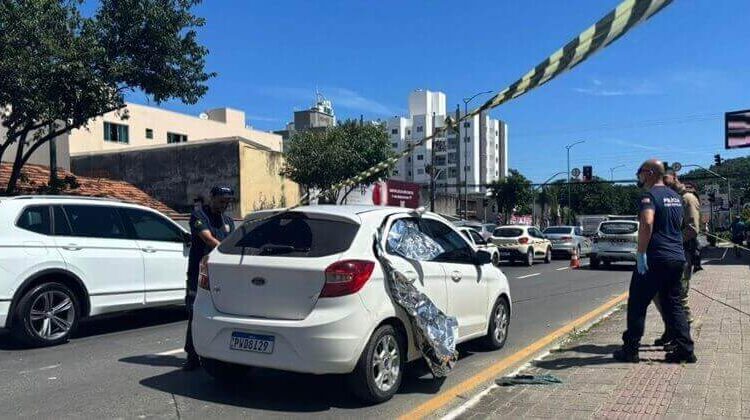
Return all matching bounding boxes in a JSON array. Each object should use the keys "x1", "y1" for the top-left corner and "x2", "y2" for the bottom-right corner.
[
  {"x1": 208, "y1": 254, "x2": 342, "y2": 320},
  {"x1": 597, "y1": 223, "x2": 638, "y2": 252}
]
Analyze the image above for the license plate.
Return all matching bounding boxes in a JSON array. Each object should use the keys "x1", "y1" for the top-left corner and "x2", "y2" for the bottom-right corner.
[
  {"x1": 499, "y1": 251, "x2": 511, "y2": 256},
  {"x1": 230, "y1": 332, "x2": 274, "y2": 354}
]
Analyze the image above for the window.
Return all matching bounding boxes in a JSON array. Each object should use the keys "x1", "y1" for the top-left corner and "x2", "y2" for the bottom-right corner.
[
  {"x1": 408, "y1": 171, "x2": 412, "y2": 176},
  {"x1": 464, "y1": 122, "x2": 471, "y2": 128},
  {"x1": 145, "y1": 128, "x2": 154, "y2": 139},
  {"x1": 167, "y1": 132, "x2": 188, "y2": 144},
  {"x1": 391, "y1": 128, "x2": 398, "y2": 135},
  {"x1": 417, "y1": 154, "x2": 424, "y2": 161},
  {"x1": 62, "y1": 205, "x2": 127, "y2": 239},
  {"x1": 420, "y1": 219, "x2": 474, "y2": 264},
  {"x1": 103, "y1": 122, "x2": 129, "y2": 143},
  {"x1": 16, "y1": 206, "x2": 51, "y2": 235},
  {"x1": 434, "y1": 156, "x2": 446, "y2": 166},
  {"x1": 599, "y1": 222, "x2": 638, "y2": 235},
  {"x1": 391, "y1": 142, "x2": 398, "y2": 148},
  {"x1": 393, "y1": 170, "x2": 399, "y2": 175},
  {"x1": 469, "y1": 230, "x2": 485, "y2": 245},
  {"x1": 544, "y1": 227, "x2": 573, "y2": 235},
  {"x1": 416, "y1": 126, "x2": 423, "y2": 133},
  {"x1": 387, "y1": 218, "x2": 473, "y2": 263},
  {"x1": 219, "y1": 212, "x2": 359, "y2": 257},
  {"x1": 464, "y1": 165, "x2": 471, "y2": 171},
  {"x1": 417, "y1": 168, "x2": 424, "y2": 175},
  {"x1": 406, "y1": 129, "x2": 411, "y2": 135},
  {"x1": 494, "y1": 227, "x2": 523, "y2": 237},
  {"x1": 122, "y1": 208, "x2": 184, "y2": 242},
  {"x1": 53, "y1": 205, "x2": 71, "y2": 236},
  {"x1": 407, "y1": 157, "x2": 412, "y2": 162},
  {"x1": 465, "y1": 137, "x2": 471, "y2": 143}
]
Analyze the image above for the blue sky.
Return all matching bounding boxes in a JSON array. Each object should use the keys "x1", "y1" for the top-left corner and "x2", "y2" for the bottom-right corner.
[{"x1": 126, "y1": 0, "x2": 750, "y2": 183}]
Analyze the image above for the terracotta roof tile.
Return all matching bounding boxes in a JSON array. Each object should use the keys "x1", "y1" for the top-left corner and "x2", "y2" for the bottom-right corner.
[{"x1": 0, "y1": 163, "x2": 179, "y2": 218}]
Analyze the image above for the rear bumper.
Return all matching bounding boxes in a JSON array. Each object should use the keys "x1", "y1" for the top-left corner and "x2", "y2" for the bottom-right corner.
[{"x1": 192, "y1": 289, "x2": 372, "y2": 375}]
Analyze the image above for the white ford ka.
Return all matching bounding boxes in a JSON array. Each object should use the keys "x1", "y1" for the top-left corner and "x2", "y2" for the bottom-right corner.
[{"x1": 192, "y1": 205, "x2": 511, "y2": 403}]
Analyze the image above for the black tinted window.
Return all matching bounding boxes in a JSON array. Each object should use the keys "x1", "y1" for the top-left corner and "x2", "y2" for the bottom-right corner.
[
  {"x1": 469, "y1": 230, "x2": 485, "y2": 244},
  {"x1": 53, "y1": 206, "x2": 71, "y2": 236},
  {"x1": 420, "y1": 219, "x2": 474, "y2": 264},
  {"x1": 600, "y1": 222, "x2": 638, "y2": 235},
  {"x1": 220, "y1": 212, "x2": 359, "y2": 257},
  {"x1": 544, "y1": 227, "x2": 572, "y2": 234},
  {"x1": 17, "y1": 206, "x2": 51, "y2": 235},
  {"x1": 494, "y1": 228, "x2": 523, "y2": 237},
  {"x1": 63, "y1": 205, "x2": 127, "y2": 239},
  {"x1": 122, "y1": 208, "x2": 183, "y2": 242}
]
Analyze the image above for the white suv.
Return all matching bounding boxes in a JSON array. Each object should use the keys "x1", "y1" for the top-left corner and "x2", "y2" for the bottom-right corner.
[
  {"x1": 0, "y1": 196, "x2": 189, "y2": 346},
  {"x1": 490, "y1": 225, "x2": 552, "y2": 266},
  {"x1": 193, "y1": 206, "x2": 511, "y2": 403}
]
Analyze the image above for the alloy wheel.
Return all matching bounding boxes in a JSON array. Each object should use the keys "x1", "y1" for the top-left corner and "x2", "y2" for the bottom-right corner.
[
  {"x1": 494, "y1": 302, "x2": 509, "y2": 343},
  {"x1": 371, "y1": 334, "x2": 400, "y2": 393},
  {"x1": 29, "y1": 290, "x2": 75, "y2": 341}
]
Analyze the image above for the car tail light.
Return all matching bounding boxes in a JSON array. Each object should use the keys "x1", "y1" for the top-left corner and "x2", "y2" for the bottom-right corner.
[
  {"x1": 518, "y1": 237, "x2": 529, "y2": 245},
  {"x1": 198, "y1": 256, "x2": 210, "y2": 290},
  {"x1": 321, "y1": 260, "x2": 375, "y2": 298},
  {"x1": 561, "y1": 236, "x2": 573, "y2": 241}
]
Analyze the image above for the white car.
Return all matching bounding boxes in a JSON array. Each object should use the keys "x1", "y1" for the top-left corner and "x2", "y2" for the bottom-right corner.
[
  {"x1": 490, "y1": 225, "x2": 552, "y2": 266},
  {"x1": 458, "y1": 226, "x2": 502, "y2": 266},
  {"x1": 193, "y1": 206, "x2": 511, "y2": 403},
  {"x1": 0, "y1": 196, "x2": 189, "y2": 346},
  {"x1": 590, "y1": 220, "x2": 639, "y2": 269}
]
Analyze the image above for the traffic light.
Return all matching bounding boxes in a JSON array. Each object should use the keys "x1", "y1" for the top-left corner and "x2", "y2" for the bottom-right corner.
[
  {"x1": 714, "y1": 154, "x2": 722, "y2": 166},
  {"x1": 582, "y1": 165, "x2": 592, "y2": 181}
]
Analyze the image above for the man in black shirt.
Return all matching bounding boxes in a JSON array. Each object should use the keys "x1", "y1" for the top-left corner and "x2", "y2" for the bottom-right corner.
[
  {"x1": 183, "y1": 185, "x2": 236, "y2": 371},
  {"x1": 614, "y1": 159, "x2": 696, "y2": 364}
]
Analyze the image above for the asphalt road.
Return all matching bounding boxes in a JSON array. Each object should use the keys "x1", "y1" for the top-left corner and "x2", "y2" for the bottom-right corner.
[{"x1": 0, "y1": 257, "x2": 633, "y2": 419}]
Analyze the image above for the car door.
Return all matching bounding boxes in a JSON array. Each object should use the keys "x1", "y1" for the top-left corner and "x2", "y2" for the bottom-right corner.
[
  {"x1": 420, "y1": 218, "x2": 488, "y2": 338},
  {"x1": 53, "y1": 204, "x2": 145, "y2": 312},
  {"x1": 120, "y1": 207, "x2": 189, "y2": 305},
  {"x1": 384, "y1": 217, "x2": 449, "y2": 313}
]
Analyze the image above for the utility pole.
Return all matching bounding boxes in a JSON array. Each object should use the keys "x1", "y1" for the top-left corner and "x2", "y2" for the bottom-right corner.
[
  {"x1": 609, "y1": 164, "x2": 625, "y2": 182},
  {"x1": 455, "y1": 105, "x2": 461, "y2": 217},
  {"x1": 430, "y1": 112, "x2": 436, "y2": 212},
  {"x1": 48, "y1": 123, "x2": 57, "y2": 188},
  {"x1": 565, "y1": 140, "x2": 585, "y2": 225},
  {"x1": 461, "y1": 90, "x2": 493, "y2": 220}
]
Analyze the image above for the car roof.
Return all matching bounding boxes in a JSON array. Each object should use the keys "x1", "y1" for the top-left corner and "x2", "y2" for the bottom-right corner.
[
  {"x1": 250, "y1": 205, "x2": 420, "y2": 223},
  {"x1": 545, "y1": 225, "x2": 575, "y2": 229}
]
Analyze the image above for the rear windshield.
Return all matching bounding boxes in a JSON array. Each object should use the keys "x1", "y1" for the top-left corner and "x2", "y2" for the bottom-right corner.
[
  {"x1": 599, "y1": 222, "x2": 638, "y2": 235},
  {"x1": 494, "y1": 228, "x2": 523, "y2": 237},
  {"x1": 543, "y1": 227, "x2": 572, "y2": 234},
  {"x1": 219, "y1": 212, "x2": 359, "y2": 257}
]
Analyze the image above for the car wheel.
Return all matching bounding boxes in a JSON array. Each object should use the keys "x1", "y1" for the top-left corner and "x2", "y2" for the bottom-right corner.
[
  {"x1": 492, "y1": 251, "x2": 500, "y2": 267},
  {"x1": 482, "y1": 297, "x2": 510, "y2": 350},
  {"x1": 202, "y1": 357, "x2": 252, "y2": 384},
  {"x1": 349, "y1": 324, "x2": 404, "y2": 404},
  {"x1": 544, "y1": 247, "x2": 552, "y2": 264},
  {"x1": 11, "y1": 282, "x2": 80, "y2": 347},
  {"x1": 590, "y1": 256, "x2": 600, "y2": 269},
  {"x1": 525, "y1": 249, "x2": 534, "y2": 267}
]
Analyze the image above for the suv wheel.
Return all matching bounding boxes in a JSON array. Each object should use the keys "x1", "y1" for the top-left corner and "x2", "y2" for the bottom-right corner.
[
  {"x1": 202, "y1": 357, "x2": 252, "y2": 384},
  {"x1": 544, "y1": 247, "x2": 552, "y2": 264},
  {"x1": 491, "y1": 251, "x2": 500, "y2": 267},
  {"x1": 482, "y1": 297, "x2": 510, "y2": 350},
  {"x1": 525, "y1": 249, "x2": 534, "y2": 267},
  {"x1": 590, "y1": 256, "x2": 600, "y2": 269},
  {"x1": 12, "y1": 282, "x2": 80, "y2": 347},
  {"x1": 349, "y1": 324, "x2": 404, "y2": 403}
]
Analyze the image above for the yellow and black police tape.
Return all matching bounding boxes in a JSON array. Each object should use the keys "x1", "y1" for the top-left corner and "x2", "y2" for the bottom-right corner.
[
  {"x1": 275, "y1": 0, "x2": 675, "y2": 215},
  {"x1": 701, "y1": 231, "x2": 750, "y2": 254}
]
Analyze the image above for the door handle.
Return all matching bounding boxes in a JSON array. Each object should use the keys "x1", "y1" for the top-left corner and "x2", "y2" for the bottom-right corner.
[
  {"x1": 142, "y1": 247, "x2": 157, "y2": 253},
  {"x1": 62, "y1": 244, "x2": 82, "y2": 251},
  {"x1": 451, "y1": 271, "x2": 462, "y2": 282}
]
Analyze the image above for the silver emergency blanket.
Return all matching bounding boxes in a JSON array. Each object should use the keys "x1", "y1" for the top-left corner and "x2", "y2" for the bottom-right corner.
[{"x1": 375, "y1": 223, "x2": 458, "y2": 377}]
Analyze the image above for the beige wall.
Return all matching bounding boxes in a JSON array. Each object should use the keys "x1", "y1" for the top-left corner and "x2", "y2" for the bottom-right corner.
[
  {"x1": 238, "y1": 143, "x2": 300, "y2": 217},
  {"x1": 0, "y1": 125, "x2": 71, "y2": 170},
  {"x1": 68, "y1": 102, "x2": 283, "y2": 154}
]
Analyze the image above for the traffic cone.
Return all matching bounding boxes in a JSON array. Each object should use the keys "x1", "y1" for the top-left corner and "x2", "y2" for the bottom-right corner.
[{"x1": 570, "y1": 247, "x2": 580, "y2": 269}]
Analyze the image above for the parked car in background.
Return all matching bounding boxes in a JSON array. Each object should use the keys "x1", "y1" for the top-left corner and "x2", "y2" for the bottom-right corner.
[
  {"x1": 0, "y1": 196, "x2": 190, "y2": 347},
  {"x1": 490, "y1": 225, "x2": 552, "y2": 266},
  {"x1": 453, "y1": 221, "x2": 497, "y2": 241},
  {"x1": 193, "y1": 206, "x2": 511, "y2": 403},
  {"x1": 542, "y1": 225, "x2": 592, "y2": 258},
  {"x1": 458, "y1": 226, "x2": 501, "y2": 266},
  {"x1": 589, "y1": 220, "x2": 639, "y2": 269}
]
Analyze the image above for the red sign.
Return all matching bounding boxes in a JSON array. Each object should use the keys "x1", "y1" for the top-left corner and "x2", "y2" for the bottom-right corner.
[{"x1": 372, "y1": 179, "x2": 420, "y2": 208}]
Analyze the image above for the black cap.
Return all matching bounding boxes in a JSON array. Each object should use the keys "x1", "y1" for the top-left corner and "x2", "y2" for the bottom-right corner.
[{"x1": 210, "y1": 185, "x2": 235, "y2": 197}]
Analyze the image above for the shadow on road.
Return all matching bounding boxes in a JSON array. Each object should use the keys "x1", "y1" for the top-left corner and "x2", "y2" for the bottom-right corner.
[
  {"x1": 534, "y1": 344, "x2": 622, "y2": 370},
  {"x1": 584, "y1": 263, "x2": 634, "y2": 272}
]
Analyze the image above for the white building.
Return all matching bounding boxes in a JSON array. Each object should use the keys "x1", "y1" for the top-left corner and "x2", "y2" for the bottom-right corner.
[{"x1": 387, "y1": 89, "x2": 508, "y2": 195}]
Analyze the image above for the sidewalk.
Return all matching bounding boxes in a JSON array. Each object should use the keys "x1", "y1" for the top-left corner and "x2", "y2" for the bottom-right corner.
[{"x1": 455, "y1": 250, "x2": 750, "y2": 419}]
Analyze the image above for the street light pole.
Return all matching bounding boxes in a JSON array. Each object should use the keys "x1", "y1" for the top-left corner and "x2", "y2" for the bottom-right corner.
[
  {"x1": 609, "y1": 164, "x2": 625, "y2": 182},
  {"x1": 565, "y1": 140, "x2": 585, "y2": 225},
  {"x1": 532, "y1": 171, "x2": 566, "y2": 227},
  {"x1": 462, "y1": 90, "x2": 494, "y2": 220}
]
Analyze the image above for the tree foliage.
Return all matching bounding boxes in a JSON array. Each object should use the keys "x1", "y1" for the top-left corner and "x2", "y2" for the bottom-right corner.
[
  {"x1": 0, "y1": 0, "x2": 213, "y2": 194},
  {"x1": 489, "y1": 169, "x2": 532, "y2": 224},
  {"x1": 281, "y1": 120, "x2": 395, "y2": 204}
]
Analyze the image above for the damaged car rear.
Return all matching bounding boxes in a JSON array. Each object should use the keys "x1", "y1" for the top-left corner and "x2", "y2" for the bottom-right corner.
[{"x1": 192, "y1": 205, "x2": 511, "y2": 403}]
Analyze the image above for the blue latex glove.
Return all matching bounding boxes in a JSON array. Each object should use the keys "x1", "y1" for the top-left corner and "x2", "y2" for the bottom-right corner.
[{"x1": 636, "y1": 252, "x2": 648, "y2": 275}]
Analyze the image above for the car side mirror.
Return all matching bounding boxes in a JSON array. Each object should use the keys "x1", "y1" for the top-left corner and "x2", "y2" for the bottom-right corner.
[{"x1": 474, "y1": 250, "x2": 492, "y2": 265}]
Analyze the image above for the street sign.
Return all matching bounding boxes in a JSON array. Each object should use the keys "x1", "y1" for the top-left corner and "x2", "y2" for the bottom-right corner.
[
  {"x1": 672, "y1": 162, "x2": 682, "y2": 172},
  {"x1": 571, "y1": 168, "x2": 581, "y2": 178}
]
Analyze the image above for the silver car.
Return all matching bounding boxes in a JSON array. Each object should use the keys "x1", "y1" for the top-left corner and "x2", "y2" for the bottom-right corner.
[
  {"x1": 590, "y1": 220, "x2": 639, "y2": 269},
  {"x1": 543, "y1": 226, "x2": 592, "y2": 257}
]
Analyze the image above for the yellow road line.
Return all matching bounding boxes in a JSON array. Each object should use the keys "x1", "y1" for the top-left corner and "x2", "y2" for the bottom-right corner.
[{"x1": 399, "y1": 291, "x2": 628, "y2": 419}]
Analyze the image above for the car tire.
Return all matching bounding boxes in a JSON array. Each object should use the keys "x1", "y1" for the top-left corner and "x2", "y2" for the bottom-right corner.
[
  {"x1": 11, "y1": 282, "x2": 80, "y2": 347},
  {"x1": 202, "y1": 357, "x2": 252, "y2": 384},
  {"x1": 590, "y1": 257, "x2": 600, "y2": 269},
  {"x1": 349, "y1": 324, "x2": 404, "y2": 404},
  {"x1": 525, "y1": 249, "x2": 534, "y2": 267},
  {"x1": 482, "y1": 296, "x2": 510, "y2": 350},
  {"x1": 544, "y1": 247, "x2": 552, "y2": 264},
  {"x1": 491, "y1": 251, "x2": 500, "y2": 267}
]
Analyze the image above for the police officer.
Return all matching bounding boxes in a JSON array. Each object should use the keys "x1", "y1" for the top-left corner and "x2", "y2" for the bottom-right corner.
[
  {"x1": 183, "y1": 185, "x2": 236, "y2": 371},
  {"x1": 614, "y1": 159, "x2": 696, "y2": 364}
]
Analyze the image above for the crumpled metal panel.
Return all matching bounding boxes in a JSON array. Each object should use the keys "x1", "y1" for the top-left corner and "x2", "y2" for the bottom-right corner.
[{"x1": 375, "y1": 225, "x2": 458, "y2": 377}]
